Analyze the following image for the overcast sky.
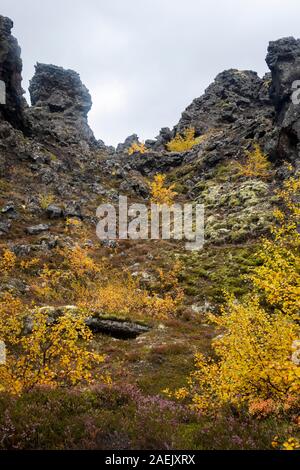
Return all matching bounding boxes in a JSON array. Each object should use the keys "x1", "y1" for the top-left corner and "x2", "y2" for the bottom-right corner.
[{"x1": 1, "y1": 0, "x2": 300, "y2": 146}]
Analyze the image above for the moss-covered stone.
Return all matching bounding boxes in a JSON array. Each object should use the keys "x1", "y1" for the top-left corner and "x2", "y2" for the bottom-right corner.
[
  {"x1": 196, "y1": 179, "x2": 274, "y2": 243},
  {"x1": 179, "y1": 244, "x2": 261, "y2": 304}
]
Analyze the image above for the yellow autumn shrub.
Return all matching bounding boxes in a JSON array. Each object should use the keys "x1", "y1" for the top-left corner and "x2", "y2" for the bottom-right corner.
[
  {"x1": 77, "y1": 267, "x2": 183, "y2": 320},
  {"x1": 127, "y1": 141, "x2": 147, "y2": 155},
  {"x1": 33, "y1": 246, "x2": 104, "y2": 302},
  {"x1": 64, "y1": 218, "x2": 88, "y2": 241},
  {"x1": 39, "y1": 193, "x2": 55, "y2": 209},
  {"x1": 273, "y1": 437, "x2": 300, "y2": 450},
  {"x1": 33, "y1": 245, "x2": 183, "y2": 321},
  {"x1": 150, "y1": 174, "x2": 177, "y2": 206},
  {"x1": 175, "y1": 174, "x2": 300, "y2": 412},
  {"x1": 0, "y1": 293, "x2": 104, "y2": 394},
  {"x1": 250, "y1": 175, "x2": 300, "y2": 318},
  {"x1": 167, "y1": 127, "x2": 200, "y2": 152},
  {"x1": 63, "y1": 244, "x2": 102, "y2": 279},
  {"x1": 20, "y1": 258, "x2": 40, "y2": 273},
  {"x1": 0, "y1": 244, "x2": 183, "y2": 395},
  {"x1": 0, "y1": 249, "x2": 16, "y2": 277},
  {"x1": 188, "y1": 295, "x2": 299, "y2": 411},
  {"x1": 157, "y1": 259, "x2": 182, "y2": 291},
  {"x1": 236, "y1": 144, "x2": 271, "y2": 178},
  {"x1": 0, "y1": 249, "x2": 40, "y2": 276}
]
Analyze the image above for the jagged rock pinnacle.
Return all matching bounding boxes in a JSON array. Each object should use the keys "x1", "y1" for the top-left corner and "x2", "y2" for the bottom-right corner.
[
  {"x1": 0, "y1": 15, "x2": 25, "y2": 129},
  {"x1": 27, "y1": 63, "x2": 97, "y2": 146}
]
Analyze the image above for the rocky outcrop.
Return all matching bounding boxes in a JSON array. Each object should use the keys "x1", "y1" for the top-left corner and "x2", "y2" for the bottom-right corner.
[
  {"x1": 27, "y1": 63, "x2": 97, "y2": 147},
  {"x1": 128, "y1": 150, "x2": 184, "y2": 176},
  {"x1": 116, "y1": 70, "x2": 276, "y2": 187},
  {"x1": 116, "y1": 134, "x2": 139, "y2": 153},
  {"x1": 175, "y1": 69, "x2": 273, "y2": 135},
  {"x1": 0, "y1": 13, "x2": 299, "y2": 249},
  {"x1": 145, "y1": 127, "x2": 174, "y2": 152},
  {"x1": 115, "y1": 68, "x2": 276, "y2": 188},
  {"x1": 86, "y1": 317, "x2": 150, "y2": 339},
  {"x1": 266, "y1": 37, "x2": 300, "y2": 164},
  {"x1": 197, "y1": 179, "x2": 273, "y2": 243},
  {"x1": 0, "y1": 15, "x2": 26, "y2": 130},
  {"x1": 0, "y1": 15, "x2": 107, "y2": 160}
]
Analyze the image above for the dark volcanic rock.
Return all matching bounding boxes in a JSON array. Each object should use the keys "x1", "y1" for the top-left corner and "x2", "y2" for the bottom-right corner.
[
  {"x1": 26, "y1": 224, "x2": 50, "y2": 235},
  {"x1": 266, "y1": 37, "x2": 300, "y2": 163},
  {"x1": 0, "y1": 220, "x2": 11, "y2": 235},
  {"x1": 24, "y1": 305, "x2": 151, "y2": 340},
  {"x1": 176, "y1": 69, "x2": 272, "y2": 135},
  {"x1": 266, "y1": 37, "x2": 300, "y2": 114},
  {"x1": 64, "y1": 201, "x2": 82, "y2": 219},
  {"x1": 46, "y1": 204, "x2": 63, "y2": 219},
  {"x1": 146, "y1": 127, "x2": 174, "y2": 151},
  {"x1": 0, "y1": 14, "x2": 300, "y2": 249},
  {"x1": 123, "y1": 68, "x2": 276, "y2": 185},
  {"x1": 119, "y1": 170, "x2": 150, "y2": 197},
  {"x1": 1, "y1": 201, "x2": 16, "y2": 215},
  {"x1": 116, "y1": 134, "x2": 139, "y2": 153},
  {"x1": 27, "y1": 63, "x2": 97, "y2": 146},
  {"x1": 127, "y1": 151, "x2": 184, "y2": 176},
  {"x1": 0, "y1": 15, "x2": 26, "y2": 129}
]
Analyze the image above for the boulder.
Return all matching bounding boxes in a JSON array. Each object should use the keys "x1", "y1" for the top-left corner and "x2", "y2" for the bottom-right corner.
[
  {"x1": 46, "y1": 204, "x2": 63, "y2": 219},
  {"x1": 26, "y1": 224, "x2": 50, "y2": 235},
  {"x1": 146, "y1": 127, "x2": 174, "y2": 151},
  {"x1": 127, "y1": 150, "x2": 184, "y2": 176},
  {"x1": 85, "y1": 317, "x2": 150, "y2": 339},
  {"x1": 1, "y1": 201, "x2": 16, "y2": 215}
]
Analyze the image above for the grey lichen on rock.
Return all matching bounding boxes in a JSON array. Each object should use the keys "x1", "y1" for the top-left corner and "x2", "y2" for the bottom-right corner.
[{"x1": 197, "y1": 179, "x2": 274, "y2": 243}]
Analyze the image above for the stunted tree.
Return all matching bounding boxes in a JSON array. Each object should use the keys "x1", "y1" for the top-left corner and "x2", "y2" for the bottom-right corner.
[
  {"x1": 0, "y1": 293, "x2": 105, "y2": 394},
  {"x1": 236, "y1": 144, "x2": 271, "y2": 178}
]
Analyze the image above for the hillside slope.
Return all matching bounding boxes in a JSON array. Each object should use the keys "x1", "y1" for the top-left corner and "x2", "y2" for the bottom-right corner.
[{"x1": 0, "y1": 15, "x2": 299, "y2": 450}]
